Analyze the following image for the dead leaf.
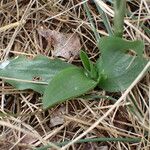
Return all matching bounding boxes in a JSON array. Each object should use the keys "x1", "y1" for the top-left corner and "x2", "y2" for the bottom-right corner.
[
  {"x1": 50, "y1": 105, "x2": 66, "y2": 127},
  {"x1": 38, "y1": 26, "x2": 81, "y2": 59},
  {"x1": 21, "y1": 135, "x2": 37, "y2": 146}
]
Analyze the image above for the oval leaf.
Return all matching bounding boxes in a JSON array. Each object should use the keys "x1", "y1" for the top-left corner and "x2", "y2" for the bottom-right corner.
[
  {"x1": 80, "y1": 50, "x2": 98, "y2": 80},
  {"x1": 97, "y1": 37, "x2": 148, "y2": 92},
  {"x1": 80, "y1": 50, "x2": 91, "y2": 71},
  {"x1": 0, "y1": 55, "x2": 73, "y2": 94},
  {"x1": 43, "y1": 67, "x2": 97, "y2": 109}
]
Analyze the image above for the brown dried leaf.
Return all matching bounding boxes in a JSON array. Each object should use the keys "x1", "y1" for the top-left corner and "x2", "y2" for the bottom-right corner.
[
  {"x1": 21, "y1": 135, "x2": 37, "y2": 145},
  {"x1": 50, "y1": 105, "x2": 66, "y2": 127},
  {"x1": 38, "y1": 26, "x2": 81, "y2": 59}
]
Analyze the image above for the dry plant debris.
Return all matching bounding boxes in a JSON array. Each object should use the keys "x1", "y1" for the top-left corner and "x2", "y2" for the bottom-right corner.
[
  {"x1": 0, "y1": 0, "x2": 149, "y2": 150},
  {"x1": 49, "y1": 105, "x2": 66, "y2": 127},
  {"x1": 38, "y1": 26, "x2": 81, "y2": 59}
]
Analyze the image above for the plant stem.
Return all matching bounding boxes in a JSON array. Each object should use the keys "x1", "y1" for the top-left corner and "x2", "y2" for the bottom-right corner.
[
  {"x1": 114, "y1": 0, "x2": 126, "y2": 37},
  {"x1": 36, "y1": 137, "x2": 141, "y2": 150}
]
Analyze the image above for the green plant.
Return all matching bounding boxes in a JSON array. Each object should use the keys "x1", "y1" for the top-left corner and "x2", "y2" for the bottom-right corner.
[
  {"x1": 0, "y1": 0, "x2": 148, "y2": 109},
  {"x1": 36, "y1": 137, "x2": 141, "y2": 150}
]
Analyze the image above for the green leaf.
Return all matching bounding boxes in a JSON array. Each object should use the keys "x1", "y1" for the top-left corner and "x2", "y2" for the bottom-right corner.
[
  {"x1": 0, "y1": 55, "x2": 73, "y2": 94},
  {"x1": 80, "y1": 50, "x2": 98, "y2": 80},
  {"x1": 83, "y1": 1, "x2": 100, "y2": 42},
  {"x1": 97, "y1": 36, "x2": 148, "y2": 92},
  {"x1": 80, "y1": 50, "x2": 91, "y2": 72},
  {"x1": 43, "y1": 67, "x2": 97, "y2": 109}
]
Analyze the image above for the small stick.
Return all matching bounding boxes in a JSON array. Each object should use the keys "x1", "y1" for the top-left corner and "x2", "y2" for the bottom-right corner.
[{"x1": 0, "y1": 20, "x2": 26, "y2": 33}]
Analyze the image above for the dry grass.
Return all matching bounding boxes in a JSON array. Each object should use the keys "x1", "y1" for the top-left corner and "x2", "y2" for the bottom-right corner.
[{"x1": 0, "y1": 0, "x2": 150, "y2": 150}]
